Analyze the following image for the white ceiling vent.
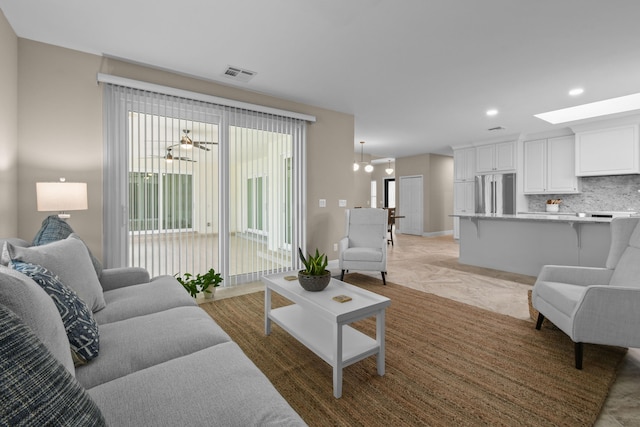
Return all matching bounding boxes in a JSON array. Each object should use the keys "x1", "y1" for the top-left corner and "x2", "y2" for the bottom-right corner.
[{"x1": 222, "y1": 66, "x2": 257, "y2": 83}]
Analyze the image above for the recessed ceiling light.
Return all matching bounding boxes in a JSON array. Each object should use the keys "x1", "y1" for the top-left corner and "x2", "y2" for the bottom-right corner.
[
  {"x1": 569, "y1": 88, "x2": 584, "y2": 96},
  {"x1": 486, "y1": 109, "x2": 498, "y2": 116},
  {"x1": 535, "y1": 92, "x2": 640, "y2": 124}
]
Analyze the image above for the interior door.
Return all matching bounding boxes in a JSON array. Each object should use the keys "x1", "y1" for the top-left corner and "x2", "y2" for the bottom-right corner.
[{"x1": 399, "y1": 175, "x2": 423, "y2": 236}]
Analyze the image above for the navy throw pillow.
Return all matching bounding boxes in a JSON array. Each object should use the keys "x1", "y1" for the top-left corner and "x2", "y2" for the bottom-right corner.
[
  {"x1": 0, "y1": 303, "x2": 106, "y2": 426},
  {"x1": 11, "y1": 261, "x2": 100, "y2": 365}
]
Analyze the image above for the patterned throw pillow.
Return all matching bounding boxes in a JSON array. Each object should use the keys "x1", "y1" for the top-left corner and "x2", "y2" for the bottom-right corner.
[
  {"x1": 11, "y1": 261, "x2": 100, "y2": 365},
  {"x1": 32, "y1": 215, "x2": 103, "y2": 278},
  {"x1": 0, "y1": 303, "x2": 106, "y2": 426}
]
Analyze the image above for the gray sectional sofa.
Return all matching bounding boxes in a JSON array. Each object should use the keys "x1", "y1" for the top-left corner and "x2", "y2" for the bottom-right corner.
[{"x1": 0, "y1": 235, "x2": 305, "y2": 426}]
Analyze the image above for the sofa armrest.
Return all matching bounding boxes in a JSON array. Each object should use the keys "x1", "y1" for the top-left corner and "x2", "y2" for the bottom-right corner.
[
  {"x1": 535, "y1": 265, "x2": 614, "y2": 287},
  {"x1": 99, "y1": 267, "x2": 150, "y2": 291},
  {"x1": 573, "y1": 286, "x2": 640, "y2": 346}
]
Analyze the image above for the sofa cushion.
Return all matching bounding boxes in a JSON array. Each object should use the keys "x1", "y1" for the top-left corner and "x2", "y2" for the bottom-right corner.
[
  {"x1": 88, "y1": 342, "x2": 305, "y2": 426},
  {"x1": 0, "y1": 304, "x2": 106, "y2": 427},
  {"x1": 0, "y1": 237, "x2": 30, "y2": 249},
  {"x1": 2, "y1": 237, "x2": 106, "y2": 312},
  {"x1": 609, "y1": 246, "x2": 640, "y2": 287},
  {"x1": 93, "y1": 275, "x2": 195, "y2": 325},
  {"x1": 347, "y1": 208, "x2": 386, "y2": 248},
  {"x1": 76, "y1": 306, "x2": 231, "y2": 389},
  {"x1": 533, "y1": 280, "x2": 587, "y2": 317},
  {"x1": 342, "y1": 247, "x2": 383, "y2": 262},
  {"x1": 0, "y1": 265, "x2": 75, "y2": 374},
  {"x1": 11, "y1": 261, "x2": 100, "y2": 366},
  {"x1": 32, "y1": 215, "x2": 103, "y2": 278}
]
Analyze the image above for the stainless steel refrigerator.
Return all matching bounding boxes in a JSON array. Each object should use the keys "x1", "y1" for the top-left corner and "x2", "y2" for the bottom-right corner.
[{"x1": 475, "y1": 173, "x2": 516, "y2": 214}]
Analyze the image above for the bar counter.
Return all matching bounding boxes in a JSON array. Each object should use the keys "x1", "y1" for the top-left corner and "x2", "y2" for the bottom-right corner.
[{"x1": 453, "y1": 213, "x2": 616, "y2": 277}]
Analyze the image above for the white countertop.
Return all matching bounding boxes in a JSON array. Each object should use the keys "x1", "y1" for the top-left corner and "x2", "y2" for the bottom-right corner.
[{"x1": 452, "y1": 212, "x2": 615, "y2": 223}]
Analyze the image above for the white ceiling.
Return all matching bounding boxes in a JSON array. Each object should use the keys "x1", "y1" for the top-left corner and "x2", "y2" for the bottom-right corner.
[{"x1": 3, "y1": 0, "x2": 640, "y2": 158}]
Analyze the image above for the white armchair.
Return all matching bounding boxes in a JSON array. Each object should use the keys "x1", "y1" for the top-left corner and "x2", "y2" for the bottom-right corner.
[
  {"x1": 532, "y1": 217, "x2": 640, "y2": 369},
  {"x1": 339, "y1": 208, "x2": 388, "y2": 285}
]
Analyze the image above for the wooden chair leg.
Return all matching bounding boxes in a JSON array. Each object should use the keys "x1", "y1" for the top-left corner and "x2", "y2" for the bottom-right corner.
[
  {"x1": 575, "y1": 342, "x2": 583, "y2": 370},
  {"x1": 381, "y1": 272, "x2": 386, "y2": 285},
  {"x1": 535, "y1": 313, "x2": 545, "y2": 330}
]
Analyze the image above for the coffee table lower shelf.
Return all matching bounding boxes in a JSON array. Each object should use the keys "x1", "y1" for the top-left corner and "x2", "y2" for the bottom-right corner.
[{"x1": 270, "y1": 305, "x2": 380, "y2": 367}]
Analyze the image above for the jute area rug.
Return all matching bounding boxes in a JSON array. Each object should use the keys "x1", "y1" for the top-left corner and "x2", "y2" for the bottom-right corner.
[{"x1": 200, "y1": 273, "x2": 626, "y2": 427}]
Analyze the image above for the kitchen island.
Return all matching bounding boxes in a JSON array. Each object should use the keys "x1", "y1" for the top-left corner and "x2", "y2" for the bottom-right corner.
[{"x1": 454, "y1": 213, "x2": 615, "y2": 277}]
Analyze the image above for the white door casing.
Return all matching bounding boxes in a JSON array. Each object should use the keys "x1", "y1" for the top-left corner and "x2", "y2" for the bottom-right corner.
[{"x1": 399, "y1": 175, "x2": 423, "y2": 236}]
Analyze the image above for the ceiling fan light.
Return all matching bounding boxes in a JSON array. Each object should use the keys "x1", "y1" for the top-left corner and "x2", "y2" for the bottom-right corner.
[{"x1": 181, "y1": 130, "x2": 193, "y2": 149}]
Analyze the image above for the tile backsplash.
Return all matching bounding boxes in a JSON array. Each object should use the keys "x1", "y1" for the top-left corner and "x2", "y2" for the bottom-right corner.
[{"x1": 526, "y1": 175, "x2": 640, "y2": 213}]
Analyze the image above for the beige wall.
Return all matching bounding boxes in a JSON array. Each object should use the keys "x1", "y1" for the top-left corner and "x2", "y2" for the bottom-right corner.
[
  {"x1": 427, "y1": 154, "x2": 454, "y2": 233},
  {"x1": 14, "y1": 39, "x2": 355, "y2": 262},
  {"x1": 394, "y1": 153, "x2": 453, "y2": 235},
  {"x1": 0, "y1": 10, "x2": 18, "y2": 236}
]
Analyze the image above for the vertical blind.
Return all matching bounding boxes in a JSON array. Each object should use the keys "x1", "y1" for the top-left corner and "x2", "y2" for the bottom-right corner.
[{"x1": 103, "y1": 82, "x2": 307, "y2": 286}]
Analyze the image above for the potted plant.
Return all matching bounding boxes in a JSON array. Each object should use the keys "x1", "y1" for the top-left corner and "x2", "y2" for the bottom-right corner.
[
  {"x1": 175, "y1": 268, "x2": 223, "y2": 300},
  {"x1": 546, "y1": 198, "x2": 562, "y2": 212},
  {"x1": 298, "y1": 247, "x2": 331, "y2": 291}
]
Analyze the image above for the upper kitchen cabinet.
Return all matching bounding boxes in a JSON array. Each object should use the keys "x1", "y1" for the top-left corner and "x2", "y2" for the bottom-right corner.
[
  {"x1": 476, "y1": 141, "x2": 516, "y2": 173},
  {"x1": 523, "y1": 136, "x2": 580, "y2": 194},
  {"x1": 575, "y1": 124, "x2": 640, "y2": 176},
  {"x1": 453, "y1": 147, "x2": 476, "y2": 181}
]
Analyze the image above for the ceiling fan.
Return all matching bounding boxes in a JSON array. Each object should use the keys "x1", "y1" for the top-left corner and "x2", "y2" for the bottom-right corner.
[
  {"x1": 163, "y1": 147, "x2": 196, "y2": 162},
  {"x1": 174, "y1": 129, "x2": 217, "y2": 151}
]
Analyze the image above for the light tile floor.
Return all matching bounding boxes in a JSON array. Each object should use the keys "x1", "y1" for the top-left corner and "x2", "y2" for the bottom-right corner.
[{"x1": 211, "y1": 233, "x2": 640, "y2": 426}]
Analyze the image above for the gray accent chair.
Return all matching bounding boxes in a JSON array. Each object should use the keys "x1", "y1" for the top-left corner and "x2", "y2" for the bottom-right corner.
[
  {"x1": 339, "y1": 208, "x2": 388, "y2": 285},
  {"x1": 532, "y1": 217, "x2": 640, "y2": 369}
]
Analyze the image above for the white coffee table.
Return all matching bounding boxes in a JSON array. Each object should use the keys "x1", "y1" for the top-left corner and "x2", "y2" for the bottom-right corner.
[{"x1": 262, "y1": 271, "x2": 391, "y2": 398}]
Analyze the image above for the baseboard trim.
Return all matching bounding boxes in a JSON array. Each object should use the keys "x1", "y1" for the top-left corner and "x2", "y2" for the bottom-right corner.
[{"x1": 422, "y1": 230, "x2": 453, "y2": 237}]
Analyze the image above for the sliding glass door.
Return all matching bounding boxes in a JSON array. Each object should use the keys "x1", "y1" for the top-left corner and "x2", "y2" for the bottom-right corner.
[{"x1": 103, "y1": 84, "x2": 306, "y2": 286}]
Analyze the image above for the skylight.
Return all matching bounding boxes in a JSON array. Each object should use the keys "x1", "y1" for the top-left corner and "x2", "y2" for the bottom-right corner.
[{"x1": 535, "y1": 92, "x2": 640, "y2": 124}]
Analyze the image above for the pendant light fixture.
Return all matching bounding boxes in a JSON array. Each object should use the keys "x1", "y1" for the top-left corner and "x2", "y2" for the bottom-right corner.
[
  {"x1": 385, "y1": 160, "x2": 394, "y2": 175},
  {"x1": 355, "y1": 141, "x2": 374, "y2": 173}
]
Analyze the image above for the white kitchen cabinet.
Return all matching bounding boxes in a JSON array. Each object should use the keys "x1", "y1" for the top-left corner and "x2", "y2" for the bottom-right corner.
[
  {"x1": 523, "y1": 139, "x2": 546, "y2": 193},
  {"x1": 523, "y1": 136, "x2": 580, "y2": 194},
  {"x1": 548, "y1": 136, "x2": 580, "y2": 192},
  {"x1": 454, "y1": 147, "x2": 476, "y2": 181},
  {"x1": 453, "y1": 181, "x2": 475, "y2": 240},
  {"x1": 575, "y1": 124, "x2": 640, "y2": 176},
  {"x1": 454, "y1": 181, "x2": 475, "y2": 214},
  {"x1": 476, "y1": 141, "x2": 516, "y2": 173}
]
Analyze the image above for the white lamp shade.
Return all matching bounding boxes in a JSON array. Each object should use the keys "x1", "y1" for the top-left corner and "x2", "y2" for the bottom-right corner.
[
  {"x1": 36, "y1": 182, "x2": 88, "y2": 213},
  {"x1": 364, "y1": 164, "x2": 374, "y2": 173}
]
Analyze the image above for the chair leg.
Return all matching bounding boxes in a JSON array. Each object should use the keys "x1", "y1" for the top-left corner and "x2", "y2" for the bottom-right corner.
[
  {"x1": 381, "y1": 272, "x2": 386, "y2": 285},
  {"x1": 340, "y1": 270, "x2": 345, "y2": 281},
  {"x1": 575, "y1": 342, "x2": 583, "y2": 370},
  {"x1": 535, "y1": 313, "x2": 545, "y2": 330}
]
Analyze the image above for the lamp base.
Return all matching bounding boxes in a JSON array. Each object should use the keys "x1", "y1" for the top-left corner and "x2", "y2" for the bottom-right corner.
[{"x1": 57, "y1": 213, "x2": 71, "y2": 219}]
